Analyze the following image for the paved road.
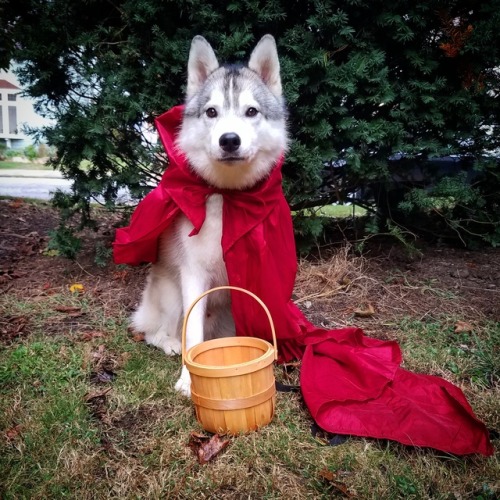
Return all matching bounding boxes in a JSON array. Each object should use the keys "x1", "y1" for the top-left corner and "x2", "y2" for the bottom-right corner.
[
  {"x1": 0, "y1": 169, "x2": 133, "y2": 203},
  {"x1": 0, "y1": 169, "x2": 72, "y2": 200}
]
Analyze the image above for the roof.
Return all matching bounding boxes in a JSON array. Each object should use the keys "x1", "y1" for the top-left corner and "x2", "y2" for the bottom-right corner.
[{"x1": 0, "y1": 79, "x2": 20, "y2": 90}]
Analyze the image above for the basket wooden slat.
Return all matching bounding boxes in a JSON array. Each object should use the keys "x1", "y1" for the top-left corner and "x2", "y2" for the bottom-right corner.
[{"x1": 182, "y1": 286, "x2": 277, "y2": 435}]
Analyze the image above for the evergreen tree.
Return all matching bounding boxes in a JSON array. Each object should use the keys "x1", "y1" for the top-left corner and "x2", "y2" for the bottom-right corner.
[{"x1": 2, "y1": 0, "x2": 499, "y2": 245}]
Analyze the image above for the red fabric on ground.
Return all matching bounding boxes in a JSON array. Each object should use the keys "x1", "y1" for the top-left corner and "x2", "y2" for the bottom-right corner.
[
  {"x1": 113, "y1": 106, "x2": 493, "y2": 456},
  {"x1": 300, "y1": 328, "x2": 493, "y2": 455}
]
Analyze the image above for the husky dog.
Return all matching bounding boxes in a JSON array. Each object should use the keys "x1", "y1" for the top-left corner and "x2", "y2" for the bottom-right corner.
[{"x1": 132, "y1": 35, "x2": 288, "y2": 395}]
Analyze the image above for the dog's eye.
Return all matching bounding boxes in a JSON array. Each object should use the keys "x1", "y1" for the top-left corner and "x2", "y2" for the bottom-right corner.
[
  {"x1": 205, "y1": 108, "x2": 217, "y2": 118},
  {"x1": 246, "y1": 107, "x2": 258, "y2": 118}
]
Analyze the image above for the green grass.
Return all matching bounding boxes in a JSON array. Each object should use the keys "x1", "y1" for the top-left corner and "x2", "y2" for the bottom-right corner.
[
  {"x1": 397, "y1": 317, "x2": 500, "y2": 388},
  {"x1": 316, "y1": 203, "x2": 367, "y2": 218},
  {"x1": 0, "y1": 160, "x2": 52, "y2": 170},
  {"x1": 1, "y1": 287, "x2": 498, "y2": 498},
  {"x1": 293, "y1": 204, "x2": 367, "y2": 219},
  {"x1": 0, "y1": 196, "x2": 53, "y2": 205}
]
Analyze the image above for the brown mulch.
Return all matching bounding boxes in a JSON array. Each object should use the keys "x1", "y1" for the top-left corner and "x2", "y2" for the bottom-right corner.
[
  {"x1": 1, "y1": 198, "x2": 499, "y2": 344},
  {"x1": 295, "y1": 242, "x2": 500, "y2": 340}
]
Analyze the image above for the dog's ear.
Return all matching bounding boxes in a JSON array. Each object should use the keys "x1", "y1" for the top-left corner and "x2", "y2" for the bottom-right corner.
[
  {"x1": 186, "y1": 36, "x2": 219, "y2": 98},
  {"x1": 248, "y1": 35, "x2": 282, "y2": 97}
]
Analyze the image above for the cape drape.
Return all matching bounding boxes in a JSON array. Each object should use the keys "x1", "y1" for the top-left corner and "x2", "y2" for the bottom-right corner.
[{"x1": 113, "y1": 105, "x2": 493, "y2": 456}]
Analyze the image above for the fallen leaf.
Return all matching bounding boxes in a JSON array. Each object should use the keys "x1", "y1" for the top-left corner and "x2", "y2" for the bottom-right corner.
[
  {"x1": 319, "y1": 468, "x2": 336, "y2": 481},
  {"x1": 66, "y1": 312, "x2": 85, "y2": 318},
  {"x1": 132, "y1": 332, "x2": 145, "y2": 342},
  {"x1": 5, "y1": 424, "x2": 23, "y2": 440},
  {"x1": 454, "y1": 321, "x2": 474, "y2": 334},
  {"x1": 188, "y1": 432, "x2": 231, "y2": 464},
  {"x1": 1, "y1": 316, "x2": 28, "y2": 341},
  {"x1": 113, "y1": 270, "x2": 129, "y2": 282},
  {"x1": 319, "y1": 468, "x2": 354, "y2": 498},
  {"x1": 84, "y1": 388, "x2": 112, "y2": 424},
  {"x1": 42, "y1": 282, "x2": 56, "y2": 294},
  {"x1": 0, "y1": 268, "x2": 22, "y2": 282},
  {"x1": 8, "y1": 199, "x2": 24, "y2": 209},
  {"x1": 353, "y1": 303, "x2": 375, "y2": 318},
  {"x1": 84, "y1": 387, "x2": 112, "y2": 401},
  {"x1": 9, "y1": 316, "x2": 28, "y2": 333},
  {"x1": 80, "y1": 330, "x2": 105, "y2": 341},
  {"x1": 54, "y1": 306, "x2": 82, "y2": 313},
  {"x1": 91, "y1": 344, "x2": 106, "y2": 361},
  {"x1": 69, "y1": 283, "x2": 85, "y2": 293}
]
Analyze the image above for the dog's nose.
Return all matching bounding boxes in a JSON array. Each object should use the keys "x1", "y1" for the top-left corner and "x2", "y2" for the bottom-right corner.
[{"x1": 219, "y1": 133, "x2": 241, "y2": 153}]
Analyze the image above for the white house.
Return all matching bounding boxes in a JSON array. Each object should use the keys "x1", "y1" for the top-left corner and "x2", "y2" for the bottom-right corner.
[
  {"x1": 0, "y1": 67, "x2": 55, "y2": 150},
  {"x1": 0, "y1": 78, "x2": 33, "y2": 149}
]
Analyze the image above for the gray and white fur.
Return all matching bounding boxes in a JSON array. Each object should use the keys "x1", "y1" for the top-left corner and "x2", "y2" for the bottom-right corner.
[{"x1": 131, "y1": 35, "x2": 288, "y2": 396}]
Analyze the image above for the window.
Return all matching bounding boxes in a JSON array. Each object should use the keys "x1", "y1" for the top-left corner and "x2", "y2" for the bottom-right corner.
[
  {"x1": 0, "y1": 106, "x2": 3, "y2": 133},
  {"x1": 8, "y1": 106, "x2": 17, "y2": 134},
  {"x1": 8, "y1": 94, "x2": 17, "y2": 102}
]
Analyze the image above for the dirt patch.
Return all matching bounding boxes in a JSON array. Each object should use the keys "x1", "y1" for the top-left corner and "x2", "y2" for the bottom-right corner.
[
  {"x1": 1, "y1": 198, "x2": 499, "y2": 332},
  {"x1": 0, "y1": 199, "x2": 146, "y2": 316}
]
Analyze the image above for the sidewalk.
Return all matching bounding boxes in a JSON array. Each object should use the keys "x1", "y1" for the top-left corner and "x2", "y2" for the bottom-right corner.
[{"x1": 0, "y1": 168, "x2": 64, "y2": 179}]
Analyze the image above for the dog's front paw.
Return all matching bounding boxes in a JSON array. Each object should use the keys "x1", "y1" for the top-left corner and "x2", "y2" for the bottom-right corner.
[
  {"x1": 145, "y1": 330, "x2": 182, "y2": 356},
  {"x1": 160, "y1": 336, "x2": 182, "y2": 356},
  {"x1": 175, "y1": 366, "x2": 191, "y2": 397}
]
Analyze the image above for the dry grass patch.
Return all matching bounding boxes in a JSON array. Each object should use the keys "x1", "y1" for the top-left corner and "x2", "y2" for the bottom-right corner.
[{"x1": 295, "y1": 244, "x2": 497, "y2": 334}]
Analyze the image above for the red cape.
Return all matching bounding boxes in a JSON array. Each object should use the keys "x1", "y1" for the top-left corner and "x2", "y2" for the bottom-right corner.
[{"x1": 113, "y1": 105, "x2": 493, "y2": 456}]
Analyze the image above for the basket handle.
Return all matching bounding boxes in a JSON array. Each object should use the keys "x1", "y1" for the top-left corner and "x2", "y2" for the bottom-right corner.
[{"x1": 181, "y1": 286, "x2": 278, "y2": 364}]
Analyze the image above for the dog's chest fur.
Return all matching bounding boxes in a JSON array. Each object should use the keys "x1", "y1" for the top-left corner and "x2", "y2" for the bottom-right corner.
[{"x1": 158, "y1": 194, "x2": 228, "y2": 287}]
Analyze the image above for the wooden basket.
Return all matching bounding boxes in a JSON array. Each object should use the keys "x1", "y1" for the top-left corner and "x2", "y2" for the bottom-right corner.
[{"x1": 182, "y1": 286, "x2": 277, "y2": 435}]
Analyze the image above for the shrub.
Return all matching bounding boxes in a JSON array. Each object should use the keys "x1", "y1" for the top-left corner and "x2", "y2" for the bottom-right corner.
[
  {"x1": 3, "y1": 0, "x2": 499, "y2": 248},
  {"x1": 23, "y1": 144, "x2": 38, "y2": 161}
]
